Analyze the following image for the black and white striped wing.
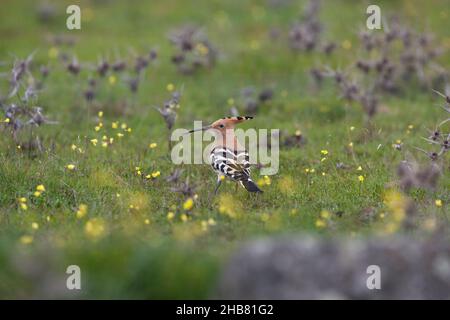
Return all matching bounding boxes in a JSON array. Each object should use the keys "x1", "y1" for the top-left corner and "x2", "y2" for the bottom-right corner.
[{"x1": 210, "y1": 147, "x2": 250, "y2": 181}]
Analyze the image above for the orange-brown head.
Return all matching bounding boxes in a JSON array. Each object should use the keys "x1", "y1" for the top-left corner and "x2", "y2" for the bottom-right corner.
[{"x1": 187, "y1": 116, "x2": 253, "y2": 134}]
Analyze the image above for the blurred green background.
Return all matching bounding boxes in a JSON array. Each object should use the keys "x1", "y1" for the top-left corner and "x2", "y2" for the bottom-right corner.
[{"x1": 0, "y1": 0, "x2": 449, "y2": 298}]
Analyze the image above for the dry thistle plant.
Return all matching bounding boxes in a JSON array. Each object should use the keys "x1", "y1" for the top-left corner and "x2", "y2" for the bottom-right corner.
[
  {"x1": 357, "y1": 17, "x2": 447, "y2": 91},
  {"x1": 228, "y1": 86, "x2": 274, "y2": 116},
  {"x1": 316, "y1": 67, "x2": 380, "y2": 119},
  {"x1": 288, "y1": 0, "x2": 335, "y2": 55},
  {"x1": 155, "y1": 90, "x2": 181, "y2": 149},
  {"x1": 169, "y1": 25, "x2": 217, "y2": 75},
  {"x1": 397, "y1": 160, "x2": 441, "y2": 192},
  {"x1": 414, "y1": 88, "x2": 450, "y2": 162},
  {"x1": 1, "y1": 53, "x2": 56, "y2": 154},
  {"x1": 59, "y1": 46, "x2": 158, "y2": 115},
  {"x1": 165, "y1": 168, "x2": 184, "y2": 184},
  {"x1": 312, "y1": 17, "x2": 448, "y2": 120},
  {"x1": 170, "y1": 176, "x2": 198, "y2": 198},
  {"x1": 282, "y1": 129, "x2": 307, "y2": 149},
  {"x1": 393, "y1": 88, "x2": 448, "y2": 220}
]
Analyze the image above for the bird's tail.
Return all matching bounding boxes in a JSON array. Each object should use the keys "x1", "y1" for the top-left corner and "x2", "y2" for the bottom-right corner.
[{"x1": 240, "y1": 179, "x2": 263, "y2": 193}]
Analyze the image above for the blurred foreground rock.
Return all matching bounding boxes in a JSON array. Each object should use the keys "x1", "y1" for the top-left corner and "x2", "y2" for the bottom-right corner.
[{"x1": 216, "y1": 235, "x2": 450, "y2": 299}]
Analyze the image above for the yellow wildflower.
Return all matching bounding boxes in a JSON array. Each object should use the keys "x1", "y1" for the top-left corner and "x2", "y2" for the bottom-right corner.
[
  {"x1": 315, "y1": 219, "x2": 326, "y2": 228},
  {"x1": 320, "y1": 210, "x2": 331, "y2": 219},
  {"x1": 149, "y1": 142, "x2": 157, "y2": 149},
  {"x1": 48, "y1": 47, "x2": 59, "y2": 59},
  {"x1": 384, "y1": 190, "x2": 407, "y2": 224},
  {"x1": 36, "y1": 185, "x2": 45, "y2": 192},
  {"x1": 108, "y1": 75, "x2": 116, "y2": 85},
  {"x1": 151, "y1": 171, "x2": 160, "y2": 178},
  {"x1": 196, "y1": 43, "x2": 209, "y2": 55},
  {"x1": 250, "y1": 40, "x2": 260, "y2": 50},
  {"x1": 342, "y1": 40, "x2": 352, "y2": 50},
  {"x1": 66, "y1": 164, "x2": 76, "y2": 170},
  {"x1": 20, "y1": 235, "x2": 33, "y2": 245},
  {"x1": 435, "y1": 199, "x2": 443, "y2": 207},
  {"x1": 31, "y1": 222, "x2": 39, "y2": 230},
  {"x1": 85, "y1": 218, "x2": 105, "y2": 238},
  {"x1": 183, "y1": 198, "x2": 194, "y2": 211},
  {"x1": 76, "y1": 204, "x2": 88, "y2": 219},
  {"x1": 166, "y1": 83, "x2": 175, "y2": 92},
  {"x1": 167, "y1": 211, "x2": 175, "y2": 220}
]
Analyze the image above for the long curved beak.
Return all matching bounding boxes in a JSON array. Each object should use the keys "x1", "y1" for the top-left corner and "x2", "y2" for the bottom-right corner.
[{"x1": 187, "y1": 125, "x2": 211, "y2": 134}]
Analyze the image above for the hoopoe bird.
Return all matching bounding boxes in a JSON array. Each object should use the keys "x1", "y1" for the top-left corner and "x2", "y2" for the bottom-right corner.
[{"x1": 187, "y1": 116, "x2": 262, "y2": 194}]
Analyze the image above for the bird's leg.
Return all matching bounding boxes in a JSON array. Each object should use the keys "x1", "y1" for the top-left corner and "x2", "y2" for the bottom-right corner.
[
  {"x1": 207, "y1": 177, "x2": 222, "y2": 206},
  {"x1": 214, "y1": 177, "x2": 223, "y2": 195}
]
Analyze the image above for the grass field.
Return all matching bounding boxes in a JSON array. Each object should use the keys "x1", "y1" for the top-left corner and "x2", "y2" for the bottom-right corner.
[{"x1": 0, "y1": 0, "x2": 449, "y2": 298}]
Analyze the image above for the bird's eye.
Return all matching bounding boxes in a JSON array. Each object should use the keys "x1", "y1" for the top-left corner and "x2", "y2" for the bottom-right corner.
[{"x1": 219, "y1": 124, "x2": 225, "y2": 128}]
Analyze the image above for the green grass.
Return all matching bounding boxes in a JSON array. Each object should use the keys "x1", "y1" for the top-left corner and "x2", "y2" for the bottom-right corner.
[{"x1": 0, "y1": 0, "x2": 449, "y2": 298}]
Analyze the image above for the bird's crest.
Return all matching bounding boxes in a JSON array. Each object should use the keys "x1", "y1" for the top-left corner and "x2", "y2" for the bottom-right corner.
[{"x1": 222, "y1": 116, "x2": 253, "y2": 123}]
